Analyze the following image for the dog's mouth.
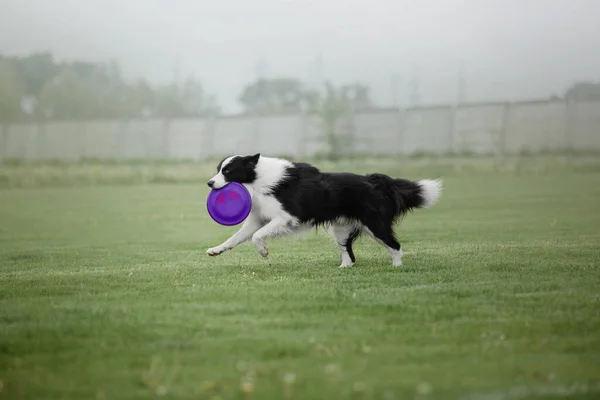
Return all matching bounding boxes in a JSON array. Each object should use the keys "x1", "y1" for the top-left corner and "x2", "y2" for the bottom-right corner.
[{"x1": 209, "y1": 181, "x2": 227, "y2": 189}]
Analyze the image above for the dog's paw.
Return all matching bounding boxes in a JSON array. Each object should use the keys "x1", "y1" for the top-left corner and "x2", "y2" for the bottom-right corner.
[
  {"x1": 253, "y1": 239, "x2": 269, "y2": 258},
  {"x1": 256, "y1": 245, "x2": 269, "y2": 258},
  {"x1": 338, "y1": 263, "x2": 354, "y2": 269},
  {"x1": 391, "y1": 249, "x2": 403, "y2": 267},
  {"x1": 206, "y1": 246, "x2": 225, "y2": 257}
]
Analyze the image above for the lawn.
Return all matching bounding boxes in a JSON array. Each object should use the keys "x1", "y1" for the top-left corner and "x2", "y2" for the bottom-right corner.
[{"x1": 1, "y1": 165, "x2": 599, "y2": 399}]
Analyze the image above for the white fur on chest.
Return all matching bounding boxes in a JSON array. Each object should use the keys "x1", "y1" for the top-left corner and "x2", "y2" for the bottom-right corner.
[{"x1": 248, "y1": 191, "x2": 297, "y2": 225}]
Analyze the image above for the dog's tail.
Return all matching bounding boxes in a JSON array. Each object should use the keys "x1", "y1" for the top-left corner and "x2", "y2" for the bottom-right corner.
[
  {"x1": 389, "y1": 178, "x2": 442, "y2": 213},
  {"x1": 367, "y1": 174, "x2": 442, "y2": 214}
]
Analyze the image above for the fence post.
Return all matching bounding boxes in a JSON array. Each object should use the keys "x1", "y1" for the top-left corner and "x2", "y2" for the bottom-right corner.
[
  {"x1": 79, "y1": 120, "x2": 87, "y2": 162},
  {"x1": 564, "y1": 99, "x2": 576, "y2": 151},
  {"x1": 398, "y1": 108, "x2": 405, "y2": 155},
  {"x1": 202, "y1": 116, "x2": 216, "y2": 160},
  {"x1": 161, "y1": 118, "x2": 171, "y2": 160},
  {"x1": 0, "y1": 124, "x2": 8, "y2": 162},
  {"x1": 347, "y1": 108, "x2": 357, "y2": 157},
  {"x1": 297, "y1": 113, "x2": 307, "y2": 159},
  {"x1": 33, "y1": 120, "x2": 45, "y2": 161},
  {"x1": 251, "y1": 114, "x2": 261, "y2": 154},
  {"x1": 118, "y1": 118, "x2": 129, "y2": 160},
  {"x1": 448, "y1": 106, "x2": 457, "y2": 154},
  {"x1": 499, "y1": 102, "x2": 511, "y2": 155}
]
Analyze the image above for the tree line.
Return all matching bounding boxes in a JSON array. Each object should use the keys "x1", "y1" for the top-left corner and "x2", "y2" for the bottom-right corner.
[
  {"x1": 0, "y1": 52, "x2": 375, "y2": 123},
  {"x1": 3, "y1": 52, "x2": 596, "y2": 124},
  {"x1": 0, "y1": 53, "x2": 219, "y2": 122}
]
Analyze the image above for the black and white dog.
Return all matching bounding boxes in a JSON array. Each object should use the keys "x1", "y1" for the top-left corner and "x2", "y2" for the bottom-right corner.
[{"x1": 206, "y1": 154, "x2": 442, "y2": 268}]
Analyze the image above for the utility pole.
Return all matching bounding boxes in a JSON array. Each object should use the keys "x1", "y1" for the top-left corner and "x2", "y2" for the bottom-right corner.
[
  {"x1": 255, "y1": 53, "x2": 267, "y2": 80},
  {"x1": 172, "y1": 54, "x2": 183, "y2": 86},
  {"x1": 409, "y1": 65, "x2": 420, "y2": 107},
  {"x1": 254, "y1": 53, "x2": 267, "y2": 109},
  {"x1": 391, "y1": 74, "x2": 401, "y2": 109},
  {"x1": 457, "y1": 61, "x2": 467, "y2": 105},
  {"x1": 315, "y1": 52, "x2": 325, "y2": 92}
]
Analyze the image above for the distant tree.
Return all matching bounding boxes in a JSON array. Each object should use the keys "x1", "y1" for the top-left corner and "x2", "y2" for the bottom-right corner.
[
  {"x1": 309, "y1": 82, "x2": 369, "y2": 161},
  {"x1": 152, "y1": 83, "x2": 185, "y2": 117},
  {"x1": 239, "y1": 78, "x2": 317, "y2": 114},
  {"x1": 564, "y1": 81, "x2": 600, "y2": 102},
  {"x1": 339, "y1": 83, "x2": 372, "y2": 110},
  {"x1": 1, "y1": 52, "x2": 220, "y2": 120},
  {"x1": 119, "y1": 79, "x2": 155, "y2": 118},
  {"x1": 150, "y1": 77, "x2": 219, "y2": 118},
  {"x1": 304, "y1": 81, "x2": 374, "y2": 160},
  {"x1": 238, "y1": 78, "x2": 373, "y2": 116},
  {"x1": 178, "y1": 77, "x2": 220, "y2": 116},
  {"x1": 237, "y1": 78, "x2": 374, "y2": 159},
  {"x1": 18, "y1": 52, "x2": 61, "y2": 97},
  {"x1": 37, "y1": 68, "x2": 98, "y2": 119}
]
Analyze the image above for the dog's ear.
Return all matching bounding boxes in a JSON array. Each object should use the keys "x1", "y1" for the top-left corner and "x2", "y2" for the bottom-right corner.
[{"x1": 246, "y1": 153, "x2": 260, "y2": 167}]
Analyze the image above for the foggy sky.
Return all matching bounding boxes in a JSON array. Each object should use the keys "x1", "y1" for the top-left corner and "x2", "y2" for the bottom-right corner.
[{"x1": 1, "y1": 0, "x2": 599, "y2": 113}]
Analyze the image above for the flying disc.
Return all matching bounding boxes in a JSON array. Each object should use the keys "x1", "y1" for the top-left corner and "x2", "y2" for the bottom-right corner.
[{"x1": 206, "y1": 182, "x2": 252, "y2": 226}]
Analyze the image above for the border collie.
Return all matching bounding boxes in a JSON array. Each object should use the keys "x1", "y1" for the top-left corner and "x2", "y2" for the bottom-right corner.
[{"x1": 206, "y1": 154, "x2": 442, "y2": 268}]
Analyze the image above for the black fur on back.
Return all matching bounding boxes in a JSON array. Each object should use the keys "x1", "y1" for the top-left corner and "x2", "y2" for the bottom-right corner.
[{"x1": 268, "y1": 162, "x2": 426, "y2": 228}]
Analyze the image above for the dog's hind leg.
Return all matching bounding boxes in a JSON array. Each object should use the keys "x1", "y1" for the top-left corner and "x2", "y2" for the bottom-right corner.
[
  {"x1": 363, "y1": 224, "x2": 403, "y2": 267},
  {"x1": 332, "y1": 223, "x2": 361, "y2": 268}
]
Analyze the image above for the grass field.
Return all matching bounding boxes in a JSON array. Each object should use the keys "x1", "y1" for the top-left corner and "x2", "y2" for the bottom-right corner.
[{"x1": 1, "y1": 159, "x2": 600, "y2": 399}]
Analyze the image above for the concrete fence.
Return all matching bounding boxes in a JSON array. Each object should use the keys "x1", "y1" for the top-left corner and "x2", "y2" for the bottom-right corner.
[{"x1": 1, "y1": 99, "x2": 599, "y2": 161}]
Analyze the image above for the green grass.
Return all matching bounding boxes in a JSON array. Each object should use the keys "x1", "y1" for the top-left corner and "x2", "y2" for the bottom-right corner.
[
  {"x1": 1, "y1": 168, "x2": 600, "y2": 399},
  {"x1": 2, "y1": 153, "x2": 600, "y2": 188}
]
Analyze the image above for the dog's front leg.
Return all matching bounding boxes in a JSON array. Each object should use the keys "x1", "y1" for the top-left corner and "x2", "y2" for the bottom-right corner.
[
  {"x1": 251, "y1": 217, "x2": 293, "y2": 257},
  {"x1": 206, "y1": 214, "x2": 263, "y2": 256}
]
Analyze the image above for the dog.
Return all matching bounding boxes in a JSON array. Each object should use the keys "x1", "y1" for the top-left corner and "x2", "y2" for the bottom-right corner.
[{"x1": 206, "y1": 153, "x2": 442, "y2": 268}]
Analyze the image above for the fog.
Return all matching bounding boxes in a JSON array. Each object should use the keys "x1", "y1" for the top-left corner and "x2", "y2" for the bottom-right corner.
[{"x1": 1, "y1": 0, "x2": 600, "y2": 113}]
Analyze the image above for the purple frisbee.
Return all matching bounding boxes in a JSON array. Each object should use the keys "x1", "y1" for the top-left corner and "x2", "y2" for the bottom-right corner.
[{"x1": 206, "y1": 182, "x2": 252, "y2": 226}]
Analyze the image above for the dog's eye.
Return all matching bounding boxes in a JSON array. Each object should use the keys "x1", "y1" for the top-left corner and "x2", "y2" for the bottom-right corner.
[{"x1": 222, "y1": 169, "x2": 230, "y2": 174}]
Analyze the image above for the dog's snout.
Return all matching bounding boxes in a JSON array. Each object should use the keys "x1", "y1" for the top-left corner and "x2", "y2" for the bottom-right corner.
[{"x1": 207, "y1": 180, "x2": 215, "y2": 188}]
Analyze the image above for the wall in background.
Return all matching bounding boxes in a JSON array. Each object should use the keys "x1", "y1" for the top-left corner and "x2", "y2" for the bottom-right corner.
[{"x1": 2, "y1": 99, "x2": 599, "y2": 161}]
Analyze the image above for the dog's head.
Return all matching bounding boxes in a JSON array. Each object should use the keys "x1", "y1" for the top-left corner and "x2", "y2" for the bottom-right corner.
[{"x1": 207, "y1": 153, "x2": 260, "y2": 189}]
